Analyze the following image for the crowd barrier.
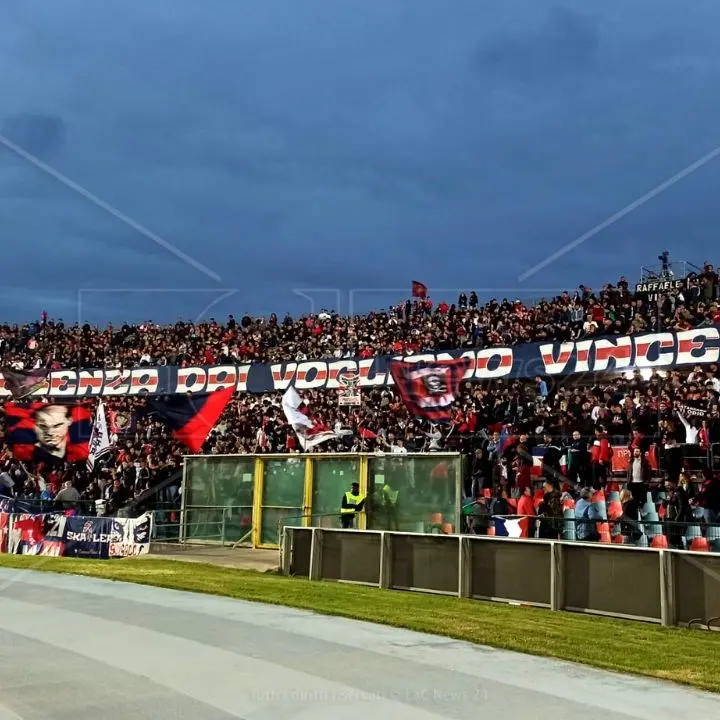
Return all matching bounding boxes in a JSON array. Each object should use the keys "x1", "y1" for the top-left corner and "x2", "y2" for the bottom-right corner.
[{"x1": 282, "y1": 527, "x2": 720, "y2": 628}]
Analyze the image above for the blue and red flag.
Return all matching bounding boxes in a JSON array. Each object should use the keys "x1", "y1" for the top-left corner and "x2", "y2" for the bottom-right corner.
[
  {"x1": 145, "y1": 386, "x2": 234, "y2": 453},
  {"x1": 497, "y1": 425, "x2": 510, "y2": 455},
  {"x1": 390, "y1": 358, "x2": 470, "y2": 423},
  {"x1": 5, "y1": 401, "x2": 91, "y2": 463}
]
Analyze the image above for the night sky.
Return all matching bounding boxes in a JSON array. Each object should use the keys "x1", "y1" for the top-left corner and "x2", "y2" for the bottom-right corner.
[{"x1": 2, "y1": 1, "x2": 719, "y2": 325}]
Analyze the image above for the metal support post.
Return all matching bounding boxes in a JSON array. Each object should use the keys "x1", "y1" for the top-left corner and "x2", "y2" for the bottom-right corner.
[
  {"x1": 309, "y1": 528, "x2": 323, "y2": 581},
  {"x1": 550, "y1": 542, "x2": 564, "y2": 611},
  {"x1": 458, "y1": 536, "x2": 471, "y2": 598}
]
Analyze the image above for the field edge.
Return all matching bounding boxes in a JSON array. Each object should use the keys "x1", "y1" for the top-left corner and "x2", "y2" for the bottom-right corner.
[{"x1": 0, "y1": 554, "x2": 718, "y2": 695}]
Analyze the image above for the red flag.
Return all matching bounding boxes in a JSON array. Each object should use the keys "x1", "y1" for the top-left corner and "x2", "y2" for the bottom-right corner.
[{"x1": 411, "y1": 281, "x2": 428, "y2": 299}]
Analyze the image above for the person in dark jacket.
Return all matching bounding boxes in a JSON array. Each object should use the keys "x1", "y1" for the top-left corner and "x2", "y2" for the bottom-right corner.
[
  {"x1": 699, "y1": 468, "x2": 720, "y2": 525},
  {"x1": 489, "y1": 486, "x2": 509, "y2": 517},
  {"x1": 539, "y1": 433, "x2": 563, "y2": 482},
  {"x1": 625, "y1": 447, "x2": 652, "y2": 504},
  {"x1": 469, "y1": 448, "x2": 493, "y2": 495},
  {"x1": 566, "y1": 430, "x2": 589, "y2": 486},
  {"x1": 537, "y1": 479, "x2": 563, "y2": 539},
  {"x1": 467, "y1": 495, "x2": 490, "y2": 535},
  {"x1": 663, "y1": 436, "x2": 684, "y2": 485},
  {"x1": 663, "y1": 476, "x2": 693, "y2": 549},
  {"x1": 619, "y1": 488, "x2": 642, "y2": 543}
]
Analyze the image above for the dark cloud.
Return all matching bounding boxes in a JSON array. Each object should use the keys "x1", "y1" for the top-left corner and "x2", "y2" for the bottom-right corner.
[
  {"x1": 475, "y1": 7, "x2": 600, "y2": 81},
  {"x1": 0, "y1": 1, "x2": 719, "y2": 323},
  {"x1": 1, "y1": 113, "x2": 66, "y2": 155}
]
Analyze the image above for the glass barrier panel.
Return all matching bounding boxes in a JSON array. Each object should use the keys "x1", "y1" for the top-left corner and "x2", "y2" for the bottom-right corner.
[
  {"x1": 262, "y1": 458, "x2": 305, "y2": 507},
  {"x1": 260, "y1": 458, "x2": 306, "y2": 544},
  {"x1": 261, "y1": 507, "x2": 304, "y2": 546},
  {"x1": 185, "y1": 456, "x2": 255, "y2": 509},
  {"x1": 184, "y1": 457, "x2": 255, "y2": 541},
  {"x1": 311, "y1": 457, "x2": 361, "y2": 529},
  {"x1": 367, "y1": 455, "x2": 460, "y2": 533}
]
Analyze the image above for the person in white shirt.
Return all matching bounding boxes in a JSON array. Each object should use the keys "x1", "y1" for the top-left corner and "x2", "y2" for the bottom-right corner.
[
  {"x1": 676, "y1": 410, "x2": 699, "y2": 444},
  {"x1": 390, "y1": 439, "x2": 408, "y2": 454}
]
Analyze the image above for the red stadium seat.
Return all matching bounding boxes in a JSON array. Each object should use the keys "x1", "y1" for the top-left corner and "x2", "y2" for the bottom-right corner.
[
  {"x1": 690, "y1": 537, "x2": 709, "y2": 552},
  {"x1": 650, "y1": 535, "x2": 668, "y2": 549}
]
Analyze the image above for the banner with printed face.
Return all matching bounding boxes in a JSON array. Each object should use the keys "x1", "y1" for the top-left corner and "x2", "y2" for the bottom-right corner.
[
  {"x1": 0, "y1": 326, "x2": 717, "y2": 398},
  {"x1": 108, "y1": 514, "x2": 153, "y2": 557},
  {"x1": 1, "y1": 512, "x2": 154, "y2": 559}
]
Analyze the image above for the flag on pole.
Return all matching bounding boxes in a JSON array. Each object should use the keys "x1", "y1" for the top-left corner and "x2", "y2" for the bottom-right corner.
[
  {"x1": 411, "y1": 281, "x2": 428, "y2": 299},
  {"x1": 389, "y1": 358, "x2": 470, "y2": 423},
  {"x1": 87, "y1": 401, "x2": 113, "y2": 471},
  {"x1": 282, "y1": 387, "x2": 337, "y2": 450}
]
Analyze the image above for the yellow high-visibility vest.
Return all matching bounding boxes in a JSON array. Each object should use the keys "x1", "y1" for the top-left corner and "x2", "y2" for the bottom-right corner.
[
  {"x1": 341, "y1": 491, "x2": 362, "y2": 514},
  {"x1": 383, "y1": 485, "x2": 399, "y2": 505}
]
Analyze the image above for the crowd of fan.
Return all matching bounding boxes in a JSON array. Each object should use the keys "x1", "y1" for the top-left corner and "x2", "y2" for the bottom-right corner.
[
  {"x1": 0, "y1": 269, "x2": 719, "y2": 534},
  {"x1": 1, "y1": 269, "x2": 719, "y2": 369}
]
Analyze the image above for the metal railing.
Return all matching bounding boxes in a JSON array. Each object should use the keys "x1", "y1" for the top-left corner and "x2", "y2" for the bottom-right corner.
[
  {"x1": 179, "y1": 504, "x2": 253, "y2": 545},
  {"x1": 463, "y1": 514, "x2": 720, "y2": 552},
  {"x1": 276, "y1": 511, "x2": 366, "y2": 537},
  {"x1": 151, "y1": 515, "x2": 229, "y2": 545}
]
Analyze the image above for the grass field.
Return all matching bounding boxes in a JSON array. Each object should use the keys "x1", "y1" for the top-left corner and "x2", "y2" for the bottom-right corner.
[{"x1": 1, "y1": 554, "x2": 718, "y2": 693}]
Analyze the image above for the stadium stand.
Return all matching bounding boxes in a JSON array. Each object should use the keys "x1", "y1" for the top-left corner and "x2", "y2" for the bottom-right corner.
[{"x1": 1, "y1": 263, "x2": 720, "y2": 550}]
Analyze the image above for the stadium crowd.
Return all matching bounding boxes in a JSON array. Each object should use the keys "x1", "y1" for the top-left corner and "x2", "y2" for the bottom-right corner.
[
  {"x1": 1, "y1": 267, "x2": 720, "y2": 545},
  {"x1": 0, "y1": 268, "x2": 719, "y2": 369}
]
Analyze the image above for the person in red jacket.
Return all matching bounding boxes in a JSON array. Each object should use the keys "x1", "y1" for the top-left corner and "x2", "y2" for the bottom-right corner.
[
  {"x1": 516, "y1": 485, "x2": 536, "y2": 538},
  {"x1": 590, "y1": 425, "x2": 612, "y2": 488}
]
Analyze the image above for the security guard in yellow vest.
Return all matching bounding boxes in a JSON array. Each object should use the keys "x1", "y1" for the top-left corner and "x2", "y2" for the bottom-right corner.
[
  {"x1": 340, "y1": 482, "x2": 365, "y2": 529},
  {"x1": 382, "y1": 482, "x2": 400, "y2": 531}
]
